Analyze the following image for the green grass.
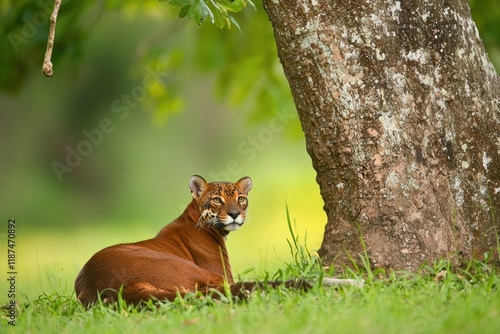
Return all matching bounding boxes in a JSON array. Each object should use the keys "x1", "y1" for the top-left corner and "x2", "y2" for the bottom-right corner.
[
  {"x1": 2, "y1": 217, "x2": 500, "y2": 333},
  {"x1": 2, "y1": 260, "x2": 500, "y2": 334}
]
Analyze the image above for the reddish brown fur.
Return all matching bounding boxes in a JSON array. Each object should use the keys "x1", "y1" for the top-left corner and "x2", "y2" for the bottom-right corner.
[{"x1": 75, "y1": 176, "x2": 251, "y2": 307}]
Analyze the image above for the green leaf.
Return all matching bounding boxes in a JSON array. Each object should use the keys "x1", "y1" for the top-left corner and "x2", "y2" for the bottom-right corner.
[
  {"x1": 191, "y1": 0, "x2": 214, "y2": 25},
  {"x1": 178, "y1": 5, "x2": 190, "y2": 18},
  {"x1": 219, "y1": 0, "x2": 247, "y2": 12},
  {"x1": 246, "y1": 0, "x2": 256, "y2": 11},
  {"x1": 211, "y1": 5, "x2": 228, "y2": 28},
  {"x1": 227, "y1": 14, "x2": 241, "y2": 31}
]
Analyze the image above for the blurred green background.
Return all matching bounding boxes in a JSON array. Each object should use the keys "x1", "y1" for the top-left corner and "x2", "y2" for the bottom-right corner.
[{"x1": 1, "y1": 0, "x2": 499, "y2": 302}]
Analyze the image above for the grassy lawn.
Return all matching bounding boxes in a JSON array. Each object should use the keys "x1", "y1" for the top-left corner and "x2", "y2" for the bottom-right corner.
[
  {"x1": 2, "y1": 234, "x2": 500, "y2": 334},
  {"x1": 2, "y1": 262, "x2": 499, "y2": 333}
]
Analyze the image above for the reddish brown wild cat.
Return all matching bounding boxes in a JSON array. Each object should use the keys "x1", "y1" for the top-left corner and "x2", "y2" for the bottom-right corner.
[
  {"x1": 75, "y1": 175, "x2": 309, "y2": 307},
  {"x1": 75, "y1": 175, "x2": 256, "y2": 306}
]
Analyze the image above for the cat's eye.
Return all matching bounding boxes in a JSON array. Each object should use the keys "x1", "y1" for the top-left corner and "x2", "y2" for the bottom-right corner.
[
  {"x1": 238, "y1": 196, "x2": 247, "y2": 204},
  {"x1": 211, "y1": 197, "x2": 222, "y2": 204}
]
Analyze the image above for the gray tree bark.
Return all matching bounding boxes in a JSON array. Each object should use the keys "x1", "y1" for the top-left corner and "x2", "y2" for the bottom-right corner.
[{"x1": 264, "y1": 0, "x2": 500, "y2": 271}]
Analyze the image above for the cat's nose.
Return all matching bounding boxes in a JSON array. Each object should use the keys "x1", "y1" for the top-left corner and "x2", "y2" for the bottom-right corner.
[{"x1": 228, "y1": 211, "x2": 240, "y2": 220}]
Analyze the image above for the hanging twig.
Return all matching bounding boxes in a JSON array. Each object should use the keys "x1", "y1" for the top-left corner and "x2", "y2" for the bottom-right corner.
[{"x1": 42, "y1": 0, "x2": 62, "y2": 78}]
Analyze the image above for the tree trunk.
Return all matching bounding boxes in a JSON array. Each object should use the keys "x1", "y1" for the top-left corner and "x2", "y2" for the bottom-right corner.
[{"x1": 263, "y1": 0, "x2": 500, "y2": 271}]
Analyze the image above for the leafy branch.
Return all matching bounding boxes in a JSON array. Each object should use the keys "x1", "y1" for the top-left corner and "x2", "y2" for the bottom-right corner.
[
  {"x1": 167, "y1": 0, "x2": 254, "y2": 29},
  {"x1": 42, "y1": 0, "x2": 253, "y2": 78}
]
